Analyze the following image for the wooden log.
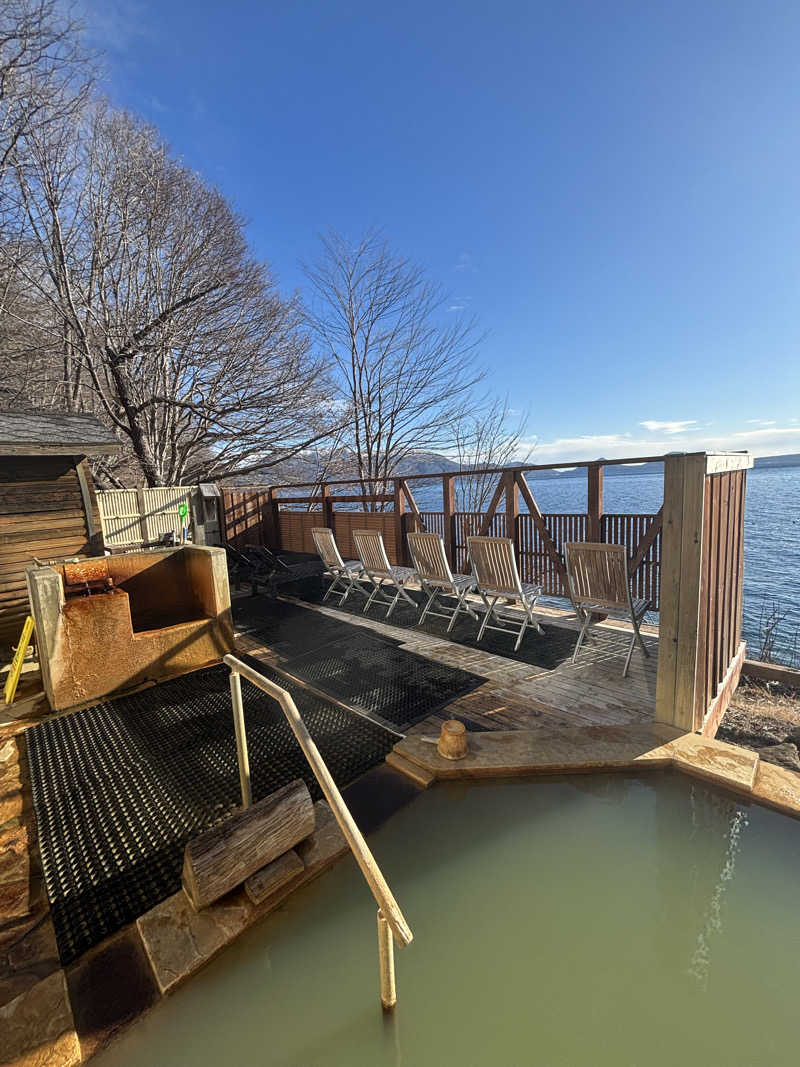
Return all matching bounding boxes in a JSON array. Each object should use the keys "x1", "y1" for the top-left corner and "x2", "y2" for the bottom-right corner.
[
  {"x1": 182, "y1": 779, "x2": 315, "y2": 910},
  {"x1": 244, "y1": 849, "x2": 305, "y2": 905},
  {"x1": 378, "y1": 908, "x2": 396, "y2": 1009}
]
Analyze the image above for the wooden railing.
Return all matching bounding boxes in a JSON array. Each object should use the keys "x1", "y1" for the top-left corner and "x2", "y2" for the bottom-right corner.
[
  {"x1": 223, "y1": 450, "x2": 753, "y2": 736},
  {"x1": 222, "y1": 461, "x2": 665, "y2": 608},
  {"x1": 224, "y1": 653, "x2": 411, "y2": 1008}
]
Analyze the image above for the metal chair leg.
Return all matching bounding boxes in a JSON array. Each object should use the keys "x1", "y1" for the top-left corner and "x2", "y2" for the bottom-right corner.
[
  {"x1": 623, "y1": 631, "x2": 636, "y2": 677},
  {"x1": 572, "y1": 611, "x2": 592, "y2": 663},
  {"x1": 477, "y1": 596, "x2": 497, "y2": 642},
  {"x1": 419, "y1": 587, "x2": 438, "y2": 624}
]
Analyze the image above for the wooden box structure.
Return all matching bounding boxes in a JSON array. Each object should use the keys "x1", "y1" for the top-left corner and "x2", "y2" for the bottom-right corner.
[
  {"x1": 0, "y1": 410, "x2": 119, "y2": 651},
  {"x1": 223, "y1": 450, "x2": 752, "y2": 735}
]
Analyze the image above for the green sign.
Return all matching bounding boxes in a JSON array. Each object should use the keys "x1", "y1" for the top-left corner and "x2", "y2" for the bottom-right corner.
[{"x1": 178, "y1": 502, "x2": 188, "y2": 521}]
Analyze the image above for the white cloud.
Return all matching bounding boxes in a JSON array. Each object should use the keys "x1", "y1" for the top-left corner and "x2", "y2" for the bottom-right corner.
[
  {"x1": 510, "y1": 425, "x2": 800, "y2": 465},
  {"x1": 746, "y1": 419, "x2": 776, "y2": 426},
  {"x1": 639, "y1": 420, "x2": 697, "y2": 434},
  {"x1": 454, "y1": 252, "x2": 475, "y2": 273}
]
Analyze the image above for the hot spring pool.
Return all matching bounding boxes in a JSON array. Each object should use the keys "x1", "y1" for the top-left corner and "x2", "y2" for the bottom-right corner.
[{"x1": 97, "y1": 773, "x2": 800, "y2": 1066}]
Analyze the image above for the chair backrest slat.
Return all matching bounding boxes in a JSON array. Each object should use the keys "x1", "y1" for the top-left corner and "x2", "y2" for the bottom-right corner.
[
  {"x1": 407, "y1": 532, "x2": 454, "y2": 585},
  {"x1": 467, "y1": 536, "x2": 522, "y2": 597},
  {"x1": 353, "y1": 529, "x2": 392, "y2": 577},
  {"x1": 311, "y1": 527, "x2": 344, "y2": 570},
  {"x1": 565, "y1": 542, "x2": 629, "y2": 611}
]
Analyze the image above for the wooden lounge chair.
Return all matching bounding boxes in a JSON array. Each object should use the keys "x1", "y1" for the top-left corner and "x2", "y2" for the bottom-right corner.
[
  {"x1": 467, "y1": 536, "x2": 544, "y2": 651},
  {"x1": 311, "y1": 527, "x2": 366, "y2": 604},
  {"x1": 353, "y1": 529, "x2": 418, "y2": 619},
  {"x1": 407, "y1": 531, "x2": 479, "y2": 632},
  {"x1": 564, "y1": 542, "x2": 651, "y2": 677}
]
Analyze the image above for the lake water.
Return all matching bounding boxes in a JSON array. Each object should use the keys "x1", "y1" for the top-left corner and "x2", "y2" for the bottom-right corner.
[
  {"x1": 96, "y1": 775, "x2": 800, "y2": 1066},
  {"x1": 408, "y1": 466, "x2": 800, "y2": 665}
]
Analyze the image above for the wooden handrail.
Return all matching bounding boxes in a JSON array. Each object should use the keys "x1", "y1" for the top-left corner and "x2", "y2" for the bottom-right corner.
[{"x1": 223, "y1": 653, "x2": 413, "y2": 948}]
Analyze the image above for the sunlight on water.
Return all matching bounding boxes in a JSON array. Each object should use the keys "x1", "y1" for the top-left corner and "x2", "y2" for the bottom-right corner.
[{"x1": 98, "y1": 775, "x2": 800, "y2": 1067}]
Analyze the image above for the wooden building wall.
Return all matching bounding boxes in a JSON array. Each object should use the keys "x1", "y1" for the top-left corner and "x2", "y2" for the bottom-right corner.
[{"x1": 0, "y1": 454, "x2": 102, "y2": 649}]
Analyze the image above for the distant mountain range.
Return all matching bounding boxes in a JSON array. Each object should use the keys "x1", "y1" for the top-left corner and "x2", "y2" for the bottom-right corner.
[{"x1": 239, "y1": 450, "x2": 800, "y2": 487}]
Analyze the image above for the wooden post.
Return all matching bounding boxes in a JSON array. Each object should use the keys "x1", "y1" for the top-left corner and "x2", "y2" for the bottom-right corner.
[
  {"x1": 136, "y1": 485, "x2": 149, "y2": 545},
  {"x1": 504, "y1": 469, "x2": 520, "y2": 568},
  {"x1": 393, "y1": 479, "x2": 407, "y2": 566},
  {"x1": 654, "y1": 453, "x2": 706, "y2": 731},
  {"x1": 377, "y1": 909, "x2": 396, "y2": 1010},
  {"x1": 265, "y1": 488, "x2": 281, "y2": 551},
  {"x1": 442, "y1": 474, "x2": 456, "y2": 569},
  {"x1": 587, "y1": 463, "x2": 604, "y2": 543},
  {"x1": 322, "y1": 483, "x2": 334, "y2": 530},
  {"x1": 230, "y1": 671, "x2": 252, "y2": 807}
]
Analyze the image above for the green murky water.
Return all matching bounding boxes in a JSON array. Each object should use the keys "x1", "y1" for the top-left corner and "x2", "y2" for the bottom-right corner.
[{"x1": 98, "y1": 774, "x2": 800, "y2": 1066}]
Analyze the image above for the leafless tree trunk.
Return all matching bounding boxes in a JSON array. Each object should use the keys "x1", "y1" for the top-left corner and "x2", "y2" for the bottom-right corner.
[
  {"x1": 4, "y1": 103, "x2": 340, "y2": 485},
  {"x1": 303, "y1": 229, "x2": 483, "y2": 509}
]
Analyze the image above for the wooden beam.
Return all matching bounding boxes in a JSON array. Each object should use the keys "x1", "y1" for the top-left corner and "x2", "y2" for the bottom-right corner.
[
  {"x1": 655, "y1": 453, "x2": 706, "y2": 731},
  {"x1": 479, "y1": 478, "x2": 505, "y2": 536},
  {"x1": 504, "y1": 469, "x2": 520, "y2": 567},
  {"x1": 322, "y1": 484, "x2": 334, "y2": 529},
  {"x1": 442, "y1": 474, "x2": 456, "y2": 568},
  {"x1": 587, "y1": 463, "x2": 603, "y2": 542},
  {"x1": 516, "y1": 472, "x2": 568, "y2": 587},
  {"x1": 705, "y1": 453, "x2": 754, "y2": 474},
  {"x1": 628, "y1": 506, "x2": 663, "y2": 575},
  {"x1": 701, "y1": 641, "x2": 746, "y2": 739},
  {"x1": 400, "y1": 479, "x2": 426, "y2": 531},
  {"x1": 393, "y1": 479, "x2": 407, "y2": 566}
]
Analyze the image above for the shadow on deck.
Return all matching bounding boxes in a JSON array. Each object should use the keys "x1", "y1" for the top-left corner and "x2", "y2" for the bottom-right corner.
[{"x1": 232, "y1": 578, "x2": 659, "y2": 739}]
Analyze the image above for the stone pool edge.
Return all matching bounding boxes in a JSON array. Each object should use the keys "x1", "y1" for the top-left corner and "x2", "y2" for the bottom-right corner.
[{"x1": 389, "y1": 723, "x2": 800, "y2": 818}]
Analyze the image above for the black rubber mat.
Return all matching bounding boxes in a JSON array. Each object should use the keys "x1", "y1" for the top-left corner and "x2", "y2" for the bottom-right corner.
[
  {"x1": 232, "y1": 597, "x2": 398, "y2": 655},
  {"x1": 281, "y1": 633, "x2": 485, "y2": 731},
  {"x1": 292, "y1": 578, "x2": 579, "y2": 669},
  {"x1": 27, "y1": 664, "x2": 396, "y2": 965}
]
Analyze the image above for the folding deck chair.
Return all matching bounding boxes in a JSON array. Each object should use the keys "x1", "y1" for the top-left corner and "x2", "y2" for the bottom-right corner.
[
  {"x1": 467, "y1": 536, "x2": 544, "y2": 651},
  {"x1": 352, "y1": 529, "x2": 419, "y2": 619},
  {"x1": 564, "y1": 542, "x2": 651, "y2": 678},
  {"x1": 311, "y1": 527, "x2": 366, "y2": 604},
  {"x1": 407, "y1": 531, "x2": 479, "y2": 632}
]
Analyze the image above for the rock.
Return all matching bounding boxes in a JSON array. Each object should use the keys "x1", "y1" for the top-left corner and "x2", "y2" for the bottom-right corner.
[
  {"x1": 755, "y1": 742, "x2": 800, "y2": 772},
  {"x1": 784, "y1": 726, "x2": 800, "y2": 747}
]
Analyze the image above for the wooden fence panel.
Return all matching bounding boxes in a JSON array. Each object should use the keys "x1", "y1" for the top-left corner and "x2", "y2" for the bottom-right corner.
[
  {"x1": 222, "y1": 489, "x2": 272, "y2": 551},
  {"x1": 278, "y1": 511, "x2": 323, "y2": 554},
  {"x1": 602, "y1": 513, "x2": 662, "y2": 610},
  {"x1": 693, "y1": 469, "x2": 747, "y2": 732},
  {"x1": 330, "y1": 511, "x2": 398, "y2": 563}
]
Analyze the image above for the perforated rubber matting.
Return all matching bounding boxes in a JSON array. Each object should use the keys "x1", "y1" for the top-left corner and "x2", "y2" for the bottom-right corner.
[
  {"x1": 27, "y1": 662, "x2": 396, "y2": 965},
  {"x1": 289, "y1": 579, "x2": 580, "y2": 669},
  {"x1": 282, "y1": 633, "x2": 485, "y2": 730}
]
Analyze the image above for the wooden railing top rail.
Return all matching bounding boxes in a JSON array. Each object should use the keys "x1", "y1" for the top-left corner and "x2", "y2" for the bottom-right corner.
[{"x1": 227, "y1": 450, "x2": 750, "y2": 492}]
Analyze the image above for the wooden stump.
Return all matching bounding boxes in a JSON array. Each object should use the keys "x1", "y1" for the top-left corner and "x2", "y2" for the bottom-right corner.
[
  {"x1": 437, "y1": 719, "x2": 467, "y2": 760},
  {"x1": 182, "y1": 779, "x2": 315, "y2": 910}
]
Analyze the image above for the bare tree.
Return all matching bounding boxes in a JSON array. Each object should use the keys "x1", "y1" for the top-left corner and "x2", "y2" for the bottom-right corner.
[
  {"x1": 0, "y1": 0, "x2": 91, "y2": 181},
  {"x1": 452, "y1": 394, "x2": 532, "y2": 510},
  {"x1": 6, "y1": 103, "x2": 338, "y2": 485},
  {"x1": 303, "y1": 229, "x2": 483, "y2": 507}
]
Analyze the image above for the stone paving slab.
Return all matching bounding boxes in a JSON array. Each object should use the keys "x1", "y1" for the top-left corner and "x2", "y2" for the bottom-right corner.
[
  {"x1": 0, "y1": 969, "x2": 80, "y2": 1067},
  {"x1": 137, "y1": 801, "x2": 348, "y2": 996},
  {"x1": 394, "y1": 724, "x2": 679, "y2": 779},
  {"x1": 752, "y1": 760, "x2": 800, "y2": 817},
  {"x1": 669, "y1": 733, "x2": 759, "y2": 793}
]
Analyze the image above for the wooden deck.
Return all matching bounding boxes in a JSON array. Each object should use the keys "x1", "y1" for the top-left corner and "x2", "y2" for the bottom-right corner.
[{"x1": 233, "y1": 592, "x2": 659, "y2": 739}]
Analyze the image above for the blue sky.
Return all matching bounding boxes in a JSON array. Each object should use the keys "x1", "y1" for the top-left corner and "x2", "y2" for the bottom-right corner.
[{"x1": 79, "y1": 0, "x2": 799, "y2": 462}]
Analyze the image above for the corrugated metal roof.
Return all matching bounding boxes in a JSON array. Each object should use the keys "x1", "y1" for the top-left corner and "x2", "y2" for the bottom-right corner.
[{"x1": 0, "y1": 409, "x2": 121, "y2": 454}]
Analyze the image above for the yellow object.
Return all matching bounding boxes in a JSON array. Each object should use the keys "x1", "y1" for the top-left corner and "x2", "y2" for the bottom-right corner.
[{"x1": 4, "y1": 616, "x2": 34, "y2": 705}]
